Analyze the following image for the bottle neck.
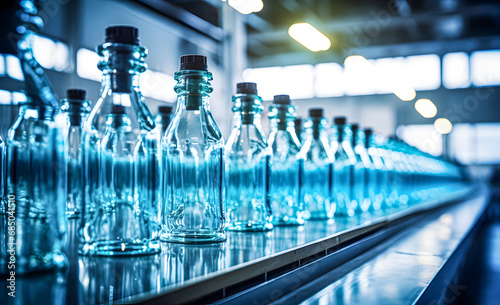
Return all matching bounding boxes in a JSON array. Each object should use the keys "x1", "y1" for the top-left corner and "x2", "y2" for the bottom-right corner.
[
  {"x1": 61, "y1": 98, "x2": 91, "y2": 126},
  {"x1": 97, "y1": 43, "x2": 147, "y2": 94},
  {"x1": 306, "y1": 117, "x2": 327, "y2": 140},
  {"x1": 232, "y1": 94, "x2": 264, "y2": 126},
  {"x1": 269, "y1": 104, "x2": 296, "y2": 131},
  {"x1": 174, "y1": 70, "x2": 213, "y2": 111}
]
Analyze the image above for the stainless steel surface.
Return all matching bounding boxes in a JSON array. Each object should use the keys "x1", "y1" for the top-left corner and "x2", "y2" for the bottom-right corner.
[
  {"x1": 300, "y1": 189, "x2": 489, "y2": 305},
  {"x1": 0, "y1": 184, "x2": 476, "y2": 304}
]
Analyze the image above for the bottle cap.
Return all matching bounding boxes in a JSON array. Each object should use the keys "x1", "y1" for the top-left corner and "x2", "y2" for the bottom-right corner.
[
  {"x1": 180, "y1": 55, "x2": 207, "y2": 71},
  {"x1": 111, "y1": 104, "x2": 126, "y2": 114},
  {"x1": 309, "y1": 108, "x2": 323, "y2": 118},
  {"x1": 67, "y1": 89, "x2": 86, "y2": 101},
  {"x1": 364, "y1": 128, "x2": 373, "y2": 136},
  {"x1": 236, "y1": 82, "x2": 258, "y2": 95},
  {"x1": 295, "y1": 117, "x2": 302, "y2": 125},
  {"x1": 158, "y1": 105, "x2": 173, "y2": 114},
  {"x1": 334, "y1": 116, "x2": 346, "y2": 125},
  {"x1": 273, "y1": 95, "x2": 291, "y2": 105},
  {"x1": 351, "y1": 123, "x2": 359, "y2": 131},
  {"x1": 105, "y1": 26, "x2": 139, "y2": 45}
]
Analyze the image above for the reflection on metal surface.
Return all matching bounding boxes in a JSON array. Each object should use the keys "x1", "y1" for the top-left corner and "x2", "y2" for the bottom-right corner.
[
  {"x1": 78, "y1": 255, "x2": 160, "y2": 304},
  {"x1": 161, "y1": 243, "x2": 226, "y2": 287}
]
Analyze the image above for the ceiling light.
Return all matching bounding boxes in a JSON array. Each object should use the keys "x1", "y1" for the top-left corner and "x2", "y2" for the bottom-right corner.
[
  {"x1": 434, "y1": 118, "x2": 453, "y2": 134},
  {"x1": 288, "y1": 23, "x2": 331, "y2": 52},
  {"x1": 228, "y1": 0, "x2": 263, "y2": 15},
  {"x1": 392, "y1": 84, "x2": 416, "y2": 101},
  {"x1": 414, "y1": 98, "x2": 438, "y2": 118}
]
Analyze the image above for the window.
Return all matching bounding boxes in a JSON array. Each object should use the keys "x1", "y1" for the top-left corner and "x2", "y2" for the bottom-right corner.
[
  {"x1": 314, "y1": 63, "x2": 344, "y2": 97},
  {"x1": 32, "y1": 35, "x2": 70, "y2": 72},
  {"x1": 405, "y1": 54, "x2": 441, "y2": 90},
  {"x1": 471, "y1": 50, "x2": 500, "y2": 86},
  {"x1": 6, "y1": 55, "x2": 24, "y2": 81},
  {"x1": 396, "y1": 124, "x2": 443, "y2": 156},
  {"x1": 443, "y1": 52, "x2": 470, "y2": 89}
]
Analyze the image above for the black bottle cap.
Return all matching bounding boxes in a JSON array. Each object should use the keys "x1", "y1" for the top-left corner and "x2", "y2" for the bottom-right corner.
[
  {"x1": 158, "y1": 105, "x2": 173, "y2": 114},
  {"x1": 67, "y1": 89, "x2": 86, "y2": 101},
  {"x1": 309, "y1": 108, "x2": 323, "y2": 118},
  {"x1": 334, "y1": 117, "x2": 346, "y2": 125},
  {"x1": 180, "y1": 55, "x2": 207, "y2": 71},
  {"x1": 295, "y1": 117, "x2": 302, "y2": 124},
  {"x1": 105, "y1": 26, "x2": 139, "y2": 45},
  {"x1": 273, "y1": 95, "x2": 291, "y2": 105},
  {"x1": 236, "y1": 82, "x2": 258, "y2": 95},
  {"x1": 111, "y1": 104, "x2": 126, "y2": 114},
  {"x1": 364, "y1": 128, "x2": 373, "y2": 136},
  {"x1": 351, "y1": 123, "x2": 359, "y2": 131}
]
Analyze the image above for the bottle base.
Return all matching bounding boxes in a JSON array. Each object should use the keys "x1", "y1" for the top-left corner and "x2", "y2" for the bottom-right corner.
[
  {"x1": 161, "y1": 232, "x2": 226, "y2": 244},
  {"x1": 79, "y1": 240, "x2": 160, "y2": 256},
  {"x1": 226, "y1": 221, "x2": 273, "y2": 232}
]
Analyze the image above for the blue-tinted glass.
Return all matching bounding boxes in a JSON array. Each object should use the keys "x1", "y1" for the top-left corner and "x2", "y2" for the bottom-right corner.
[
  {"x1": 225, "y1": 85, "x2": 272, "y2": 231},
  {"x1": 161, "y1": 57, "x2": 225, "y2": 243},
  {"x1": 80, "y1": 29, "x2": 160, "y2": 256}
]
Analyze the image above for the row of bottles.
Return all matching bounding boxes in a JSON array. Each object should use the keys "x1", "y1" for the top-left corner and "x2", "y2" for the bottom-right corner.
[{"x1": 0, "y1": 19, "x2": 466, "y2": 275}]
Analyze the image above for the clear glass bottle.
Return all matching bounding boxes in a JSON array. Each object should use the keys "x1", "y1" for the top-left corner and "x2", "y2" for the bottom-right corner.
[
  {"x1": 350, "y1": 124, "x2": 371, "y2": 213},
  {"x1": 225, "y1": 82, "x2": 272, "y2": 231},
  {"x1": 268, "y1": 95, "x2": 304, "y2": 226},
  {"x1": 155, "y1": 105, "x2": 174, "y2": 137},
  {"x1": 330, "y1": 117, "x2": 356, "y2": 217},
  {"x1": 1, "y1": 0, "x2": 68, "y2": 274},
  {"x1": 161, "y1": 55, "x2": 225, "y2": 243},
  {"x1": 294, "y1": 117, "x2": 304, "y2": 143},
  {"x1": 363, "y1": 128, "x2": 386, "y2": 211},
  {"x1": 80, "y1": 26, "x2": 161, "y2": 256},
  {"x1": 300, "y1": 108, "x2": 334, "y2": 220},
  {"x1": 60, "y1": 89, "x2": 91, "y2": 218}
]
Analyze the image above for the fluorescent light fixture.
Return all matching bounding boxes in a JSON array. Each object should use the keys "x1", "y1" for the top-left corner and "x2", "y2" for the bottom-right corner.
[
  {"x1": 315, "y1": 63, "x2": 344, "y2": 97},
  {"x1": 414, "y1": 98, "x2": 437, "y2": 118},
  {"x1": 12, "y1": 91, "x2": 27, "y2": 105},
  {"x1": 288, "y1": 23, "x2": 331, "y2": 52},
  {"x1": 392, "y1": 84, "x2": 416, "y2": 101},
  {"x1": 405, "y1": 54, "x2": 441, "y2": 90},
  {"x1": 434, "y1": 118, "x2": 453, "y2": 134},
  {"x1": 343, "y1": 55, "x2": 377, "y2": 95},
  {"x1": 228, "y1": 0, "x2": 263, "y2": 14}
]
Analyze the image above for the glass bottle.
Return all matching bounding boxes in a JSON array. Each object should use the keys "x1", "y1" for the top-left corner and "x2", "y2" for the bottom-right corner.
[
  {"x1": 268, "y1": 95, "x2": 304, "y2": 226},
  {"x1": 1, "y1": 0, "x2": 68, "y2": 274},
  {"x1": 225, "y1": 82, "x2": 272, "y2": 231},
  {"x1": 350, "y1": 124, "x2": 371, "y2": 213},
  {"x1": 161, "y1": 55, "x2": 225, "y2": 243},
  {"x1": 330, "y1": 117, "x2": 356, "y2": 217},
  {"x1": 300, "y1": 108, "x2": 334, "y2": 220},
  {"x1": 363, "y1": 128, "x2": 386, "y2": 211},
  {"x1": 155, "y1": 105, "x2": 173, "y2": 137},
  {"x1": 80, "y1": 26, "x2": 161, "y2": 256},
  {"x1": 294, "y1": 117, "x2": 304, "y2": 143},
  {"x1": 60, "y1": 89, "x2": 91, "y2": 218}
]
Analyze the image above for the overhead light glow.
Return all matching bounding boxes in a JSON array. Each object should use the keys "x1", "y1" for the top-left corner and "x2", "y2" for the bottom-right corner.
[
  {"x1": 434, "y1": 118, "x2": 453, "y2": 134},
  {"x1": 392, "y1": 84, "x2": 416, "y2": 101},
  {"x1": 288, "y1": 23, "x2": 331, "y2": 52},
  {"x1": 228, "y1": 0, "x2": 263, "y2": 14},
  {"x1": 414, "y1": 98, "x2": 437, "y2": 118}
]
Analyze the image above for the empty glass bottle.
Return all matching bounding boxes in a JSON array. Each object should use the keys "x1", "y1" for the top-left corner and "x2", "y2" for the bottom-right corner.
[
  {"x1": 1, "y1": 0, "x2": 68, "y2": 274},
  {"x1": 155, "y1": 105, "x2": 174, "y2": 137},
  {"x1": 350, "y1": 124, "x2": 371, "y2": 213},
  {"x1": 330, "y1": 117, "x2": 356, "y2": 217},
  {"x1": 268, "y1": 95, "x2": 304, "y2": 226},
  {"x1": 161, "y1": 55, "x2": 225, "y2": 243},
  {"x1": 294, "y1": 117, "x2": 304, "y2": 143},
  {"x1": 60, "y1": 89, "x2": 91, "y2": 218},
  {"x1": 363, "y1": 128, "x2": 386, "y2": 211},
  {"x1": 225, "y1": 82, "x2": 272, "y2": 231},
  {"x1": 80, "y1": 26, "x2": 161, "y2": 256},
  {"x1": 300, "y1": 109, "x2": 334, "y2": 220}
]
